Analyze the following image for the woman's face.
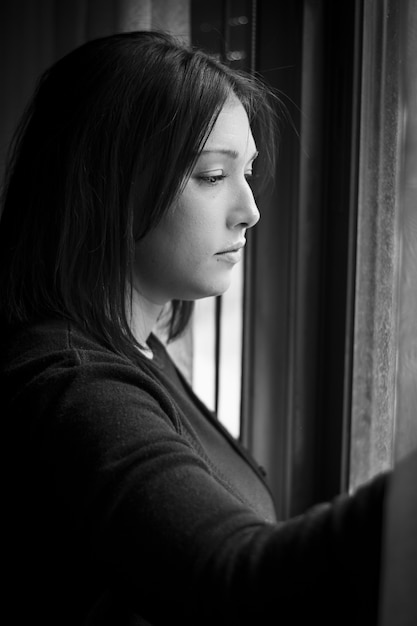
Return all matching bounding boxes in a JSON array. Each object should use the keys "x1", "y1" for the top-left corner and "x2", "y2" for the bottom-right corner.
[{"x1": 133, "y1": 98, "x2": 260, "y2": 304}]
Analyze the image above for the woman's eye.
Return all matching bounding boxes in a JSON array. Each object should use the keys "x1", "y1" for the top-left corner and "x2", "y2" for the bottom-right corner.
[{"x1": 198, "y1": 174, "x2": 226, "y2": 186}]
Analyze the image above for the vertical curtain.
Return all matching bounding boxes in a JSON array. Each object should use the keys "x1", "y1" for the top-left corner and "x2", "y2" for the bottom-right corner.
[
  {"x1": 380, "y1": 1, "x2": 417, "y2": 623},
  {"x1": 349, "y1": 0, "x2": 403, "y2": 489}
]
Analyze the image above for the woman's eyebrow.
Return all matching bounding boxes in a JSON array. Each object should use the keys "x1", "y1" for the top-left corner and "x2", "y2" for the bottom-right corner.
[{"x1": 200, "y1": 148, "x2": 259, "y2": 161}]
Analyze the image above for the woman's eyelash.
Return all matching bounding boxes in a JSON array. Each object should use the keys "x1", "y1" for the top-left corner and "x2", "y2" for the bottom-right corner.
[
  {"x1": 198, "y1": 174, "x2": 227, "y2": 185},
  {"x1": 196, "y1": 172, "x2": 256, "y2": 186}
]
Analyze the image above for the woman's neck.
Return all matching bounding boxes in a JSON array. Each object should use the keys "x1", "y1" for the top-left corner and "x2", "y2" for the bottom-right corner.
[{"x1": 129, "y1": 286, "x2": 164, "y2": 347}]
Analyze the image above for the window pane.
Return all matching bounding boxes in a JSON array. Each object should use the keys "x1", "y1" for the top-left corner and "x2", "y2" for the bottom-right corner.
[
  {"x1": 192, "y1": 297, "x2": 216, "y2": 412},
  {"x1": 192, "y1": 259, "x2": 244, "y2": 437},
  {"x1": 217, "y1": 258, "x2": 244, "y2": 438}
]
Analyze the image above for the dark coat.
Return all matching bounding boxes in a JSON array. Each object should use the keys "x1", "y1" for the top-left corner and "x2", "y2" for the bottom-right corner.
[{"x1": 1, "y1": 319, "x2": 387, "y2": 625}]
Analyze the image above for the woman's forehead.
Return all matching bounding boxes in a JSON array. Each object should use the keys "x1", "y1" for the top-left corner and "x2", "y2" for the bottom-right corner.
[{"x1": 203, "y1": 100, "x2": 256, "y2": 157}]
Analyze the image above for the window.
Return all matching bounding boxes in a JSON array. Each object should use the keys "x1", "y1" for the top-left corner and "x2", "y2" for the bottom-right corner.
[{"x1": 190, "y1": 0, "x2": 415, "y2": 520}]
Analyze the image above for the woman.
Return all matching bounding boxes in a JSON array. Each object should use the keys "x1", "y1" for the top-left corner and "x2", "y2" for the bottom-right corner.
[{"x1": 0, "y1": 30, "x2": 398, "y2": 625}]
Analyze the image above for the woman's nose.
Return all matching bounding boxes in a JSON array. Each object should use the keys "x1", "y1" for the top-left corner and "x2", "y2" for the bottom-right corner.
[{"x1": 228, "y1": 181, "x2": 260, "y2": 229}]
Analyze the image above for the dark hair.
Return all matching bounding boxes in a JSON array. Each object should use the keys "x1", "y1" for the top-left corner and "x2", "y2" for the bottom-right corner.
[{"x1": 0, "y1": 30, "x2": 278, "y2": 360}]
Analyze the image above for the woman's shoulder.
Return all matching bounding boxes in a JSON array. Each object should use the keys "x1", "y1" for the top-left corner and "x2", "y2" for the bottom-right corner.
[
  {"x1": 1, "y1": 317, "x2": 128, "y2": 374},
  {"x1": 1, "y1": 316, "x2": 156, "y2": 368},
  {"x1": 0, "y1": 317, "x2": 182, "y2": 431}
]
